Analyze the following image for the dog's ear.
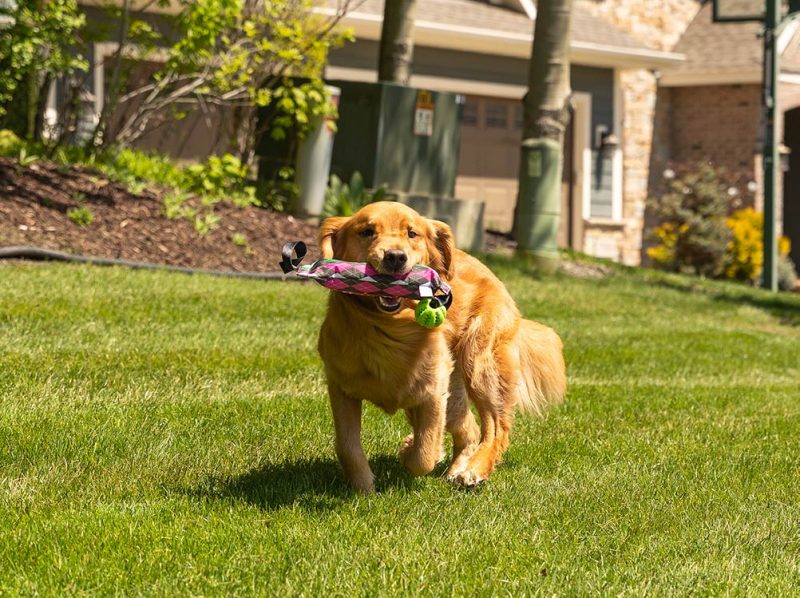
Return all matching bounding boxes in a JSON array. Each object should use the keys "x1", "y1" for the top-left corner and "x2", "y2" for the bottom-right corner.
[
  {"x1": 427, "y1": 219, "x2": 455, "y2": 279},
  {"x1": 319, "y1": 216, "x2": 350, "y2": 259}
]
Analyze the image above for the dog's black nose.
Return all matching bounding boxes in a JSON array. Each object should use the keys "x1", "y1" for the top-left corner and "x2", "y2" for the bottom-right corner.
[{"x1": 383, "y1": 250, "x2": 408, "y2": 271}]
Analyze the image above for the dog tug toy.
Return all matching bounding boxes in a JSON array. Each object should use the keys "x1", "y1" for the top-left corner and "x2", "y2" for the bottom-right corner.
[{"x1": 279, "y1": 241, "x2": 452, "y2": 328}]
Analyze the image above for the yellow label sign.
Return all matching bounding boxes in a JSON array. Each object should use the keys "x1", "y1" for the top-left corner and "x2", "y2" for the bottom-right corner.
[{"x1": 416, "y1": 90, "x2": 434, "y2": 110}]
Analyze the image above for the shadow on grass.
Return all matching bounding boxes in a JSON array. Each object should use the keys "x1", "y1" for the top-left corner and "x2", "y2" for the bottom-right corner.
[{"x1": 189, "y1": 454, "x2": 415, "y2": 511}]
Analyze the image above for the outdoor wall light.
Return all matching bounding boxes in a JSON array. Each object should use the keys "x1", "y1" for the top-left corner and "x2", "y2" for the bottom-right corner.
[
  {"x1": 595, "y1": 125, "x2": 619, "y2": 157},
  {"x1": 779, "y1": 143, "x2": 791, "y2": 172}
]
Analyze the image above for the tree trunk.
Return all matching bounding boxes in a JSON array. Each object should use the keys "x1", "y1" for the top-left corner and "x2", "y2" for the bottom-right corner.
[
  {"x1": 90, "y1": 0, "x2": 130, "y2": 148},
  {"x1": 33, "y1": 73, "x2": 53, "y2": 143},
  {"x1": 513, "y1": 0, "x2": 573, "y2": 269},
  {"x1": 377, "y1": 0, "x2": 417, "y2": 84}
]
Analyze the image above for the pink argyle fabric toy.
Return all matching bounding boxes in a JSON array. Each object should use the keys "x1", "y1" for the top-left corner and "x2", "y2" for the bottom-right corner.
[{"x1": 279, "y1": 241, "x2": 453, "y2": 308}]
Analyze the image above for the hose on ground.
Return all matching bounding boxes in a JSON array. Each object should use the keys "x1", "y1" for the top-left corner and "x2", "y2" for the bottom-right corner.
[{"x1": 0, "y1": 246, "x2": 298, "y2": 281}]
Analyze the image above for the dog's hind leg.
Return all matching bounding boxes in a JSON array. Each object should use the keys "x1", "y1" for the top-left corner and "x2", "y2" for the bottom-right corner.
[
  {"x1": 444, "y1": 371, "x2": 481, "y2": 480},
  {"x1": 329, "y1": 384, "x2": 374, "y2": 494},
  {"x1": 450, "y1": 343, "x2": 519, "y2": 487}
]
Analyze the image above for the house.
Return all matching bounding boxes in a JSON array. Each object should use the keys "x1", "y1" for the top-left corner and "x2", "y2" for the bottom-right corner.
[
  {"x1": 68, "y1": 0, "x2": 799, "y2": 267},
  {"x1": 657, "y1": 1, "x2": 800, "y2": 268},
  {"x1": 324, "y1": 0, "x2": 684, "y2": 262}
]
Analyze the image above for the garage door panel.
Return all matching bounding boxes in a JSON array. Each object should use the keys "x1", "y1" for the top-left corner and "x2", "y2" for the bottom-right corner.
[{"x1": 456, "y1": 96, "x2": 521, "y2": 232}]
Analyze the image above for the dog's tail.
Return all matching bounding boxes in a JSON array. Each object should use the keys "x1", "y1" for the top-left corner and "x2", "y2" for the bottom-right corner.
[{"x1": 515, "y1": 319, "x2": 567, "y2": 415}]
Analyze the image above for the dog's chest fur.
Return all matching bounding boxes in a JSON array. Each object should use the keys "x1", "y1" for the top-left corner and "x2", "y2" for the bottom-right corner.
[{"x1": 319, "y1": 299, "x2": 451, "y2": 413}]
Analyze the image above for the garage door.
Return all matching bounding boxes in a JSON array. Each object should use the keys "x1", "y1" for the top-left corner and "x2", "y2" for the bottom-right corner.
[
  {"x1": 456, "y1": 95, "x2": 577, "y2": 245},
  {"x1": 455, "y1": 96, "x2": 522, "y2": 232}
]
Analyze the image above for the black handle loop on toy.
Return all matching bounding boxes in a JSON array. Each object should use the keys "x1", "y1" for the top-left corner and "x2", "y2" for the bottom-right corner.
[
  {"x1": 280, "y1": 241, "x2": 307, "y2": 274},
  {"x1": 433, "y1": 291, "x2": 453, "y2": 310}
]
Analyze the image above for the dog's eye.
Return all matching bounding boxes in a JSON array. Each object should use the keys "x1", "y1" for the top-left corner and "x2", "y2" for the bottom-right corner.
[
  {"x1": 408, "y1": 230, "x2": 418, "y2": 239},
  {"x1": 359, "y1": 228, "x2": 375, "y2": 238}
]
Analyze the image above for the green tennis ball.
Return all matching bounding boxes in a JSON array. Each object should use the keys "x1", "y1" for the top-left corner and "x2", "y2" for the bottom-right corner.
[{"x1": 414, "y1": 299, "x2": 447, "y2": 328}]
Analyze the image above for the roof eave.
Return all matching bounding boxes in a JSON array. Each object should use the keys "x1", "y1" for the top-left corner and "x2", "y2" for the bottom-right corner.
[
  {"x1": 570, "y1": 42, "x2": 685, "y2": 69},
  {"x1": 330, "y1": 10, "x2": 685, "y2": 69},
  {"x1": 660, "y1": 69, "x2": 762, "y2": 86}
]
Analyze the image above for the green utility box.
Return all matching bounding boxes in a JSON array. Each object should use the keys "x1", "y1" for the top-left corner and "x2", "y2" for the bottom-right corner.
[
  {"x1": 514, "y1": 138, "x2": 562, "y2": 269},
  {"x1": 326, "y1": 81, "x2": 463, "y2": 196}
]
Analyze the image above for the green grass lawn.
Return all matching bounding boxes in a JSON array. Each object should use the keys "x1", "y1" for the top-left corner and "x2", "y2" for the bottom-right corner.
[{"x1": 1, "y1": 259, "x2": 799, "y2": 595}]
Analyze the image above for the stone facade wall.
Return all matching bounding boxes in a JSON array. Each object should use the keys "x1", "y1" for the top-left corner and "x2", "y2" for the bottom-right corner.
[
  {"x1": 580, "y1": 0, "x2": 702, "y2": 265},
  {"x1": 582, "y1": 0, "x2": 701, "y2": 51}
]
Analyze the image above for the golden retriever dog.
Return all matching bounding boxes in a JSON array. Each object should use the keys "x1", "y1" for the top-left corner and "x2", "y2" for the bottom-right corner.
[{"x1": 317, "y1": 202, "x2": 566, "y2": 493}]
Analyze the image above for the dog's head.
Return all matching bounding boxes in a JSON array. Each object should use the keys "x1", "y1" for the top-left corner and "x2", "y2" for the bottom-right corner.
[{"x1": 318, "y1": 201, "x2": 455, "y2": 314}]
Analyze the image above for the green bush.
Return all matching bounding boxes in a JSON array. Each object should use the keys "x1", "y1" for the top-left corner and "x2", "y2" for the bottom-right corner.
[
  {"x1": 0, "y1": 0, "x2": 87, "y2": 133},
  {"x1": 184, "y1": 154, "x2": 257, "y2": 206},
  {"x1": 260, "y1": 166, "x2": 298, "y2": 213},
  {"x1": 231, "y1": 232, "x2": 247, "y2": 248},
  {"x1": 67, "y1": 206, "x2": 94, "y2": 226},
  {"x1": 646, "y1": 165, "x2": 733, "y2": 278},
  {"x1": 193, "y1": 212, "x2": 220, "y2": 237},
  {"x1": 0, "y1": 129, "x2": 22, "y2": 156},
  {"x1": 105, "y1": 148, "x2": 186, "y2": 189},
  {"x1": 778, "y1": 255, "x2": 798, "y2": 292},
  {"x1": 323, "y1": 171, "x2": 387, "y2": 218}
]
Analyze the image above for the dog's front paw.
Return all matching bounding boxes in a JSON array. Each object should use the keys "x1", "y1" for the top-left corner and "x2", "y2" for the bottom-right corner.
[
  {"x1": 349, "y1": 471, "x2": 375, "y2": 494},
  {"x1": 399, "y1": 433, "x2": 415, "y2": 457},
  {"x1": 447, "y1": 448, "x2": 490, "y2": 487},
  {"x1": 448, "y1": 468, "x2": 486, "y2": 487},
  {"x1": 399, "y1": 434, "x2": 442, "y2": 477}
]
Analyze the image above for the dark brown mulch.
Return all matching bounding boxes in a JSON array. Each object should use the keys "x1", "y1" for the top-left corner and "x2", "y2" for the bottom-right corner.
[{"x1": 0, "y1": 157, "x2": 318, "y2": 272}]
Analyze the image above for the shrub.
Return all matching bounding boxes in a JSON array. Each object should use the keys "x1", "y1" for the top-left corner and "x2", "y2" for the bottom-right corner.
[
  {"x1": 261, "y1": 166, "x2": 298, "y2": 213},
  {"x1": 323, "y1": 171, "x2": 387, "y2": 218},
  {"x1": 647, "y1": 165, "x2": 733, "y2": 278},
  {"x1": 0, "y1": 0, "x2": 87, "y2": 135},
  {"x1": 184, "y1": 154, "x2": 257, "y2": 205},
  {"x1": 725, "y1": 207, "x2": 764, "y2": 282},
  {"x1": 0, "y1": 129, "x2": 22, "y2": 156},
  {"x1": 778, "y1": 255, "x2": 798, "y2": 291},
  {"x1": 106, "y1": 148, "x2": 185, "y2": 189},
  {"x1": 162, "y1": 189, "x2": 193, "y2": 220},
  {"x1": 67, "y1": 206, "x2": 94, "y2": 226},
  {"x1": 193, "y1": 212, "x2": 221, "y2": 237},
  {"x1": 231, "y1": 232, "x2": 247, "y2": 247},
  {"x1": 726, "y1": 207, "x2": 797, "y2": 290}
]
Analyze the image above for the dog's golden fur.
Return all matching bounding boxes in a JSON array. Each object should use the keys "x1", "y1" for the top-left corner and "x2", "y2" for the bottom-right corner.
[{"x1": 317, "y1": 202, "x2": 566, "y2": 492}]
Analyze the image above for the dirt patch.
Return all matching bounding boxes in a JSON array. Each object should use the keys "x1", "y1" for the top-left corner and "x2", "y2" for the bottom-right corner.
[
  {"x1": 484, "y1": 230, "x2": 517, "y2": 255},
  {"x1": 0, "y1": 157, "x2": 318, "y2": 272},
  {"x1": 559, "y1": 260, "x2": 612, "y2": 279}
]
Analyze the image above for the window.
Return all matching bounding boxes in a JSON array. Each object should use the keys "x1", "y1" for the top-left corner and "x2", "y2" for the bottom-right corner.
[
  {"x1": 461, "y1": 99, "x2": 478, "y2": 126},
  {"x1": 485, "y1": 102, "x2": 508, "y2": 128},
  {"x1": 513, "y1": 104, "x2": 523, "y2": 130}
]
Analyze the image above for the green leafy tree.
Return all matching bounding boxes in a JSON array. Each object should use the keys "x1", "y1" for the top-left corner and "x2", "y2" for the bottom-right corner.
[
  {"x1": 0, "y1": 0, "x2": 87, "y2": 140},
  {"x1": 96, "y1": 0, "x2": 354, "y2": 164}
]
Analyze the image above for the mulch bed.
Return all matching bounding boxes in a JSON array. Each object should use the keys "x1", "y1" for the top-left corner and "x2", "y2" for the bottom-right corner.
[{"x1": 0, "y1": 157, "x2": 318, "y2": 273}]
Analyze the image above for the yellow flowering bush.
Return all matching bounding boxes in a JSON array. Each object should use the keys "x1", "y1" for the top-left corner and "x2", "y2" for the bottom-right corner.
[
  {"x1": 725, "y1": 207, "x2": 792, "y2": 282},
  {"x1": 648, "y1": 165, "x2": 796, "y2": 289},
  {"x1": 647, "y1": 223, "x2": 682, "y2": 266},
  {"x1": 725, "y1": 208, "x2": 763, "y2": 281}
]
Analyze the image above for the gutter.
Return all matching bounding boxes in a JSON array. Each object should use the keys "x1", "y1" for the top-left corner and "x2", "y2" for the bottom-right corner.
[{"x1": 660, "y1": 69, "x2": 762, "y2": 86}]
